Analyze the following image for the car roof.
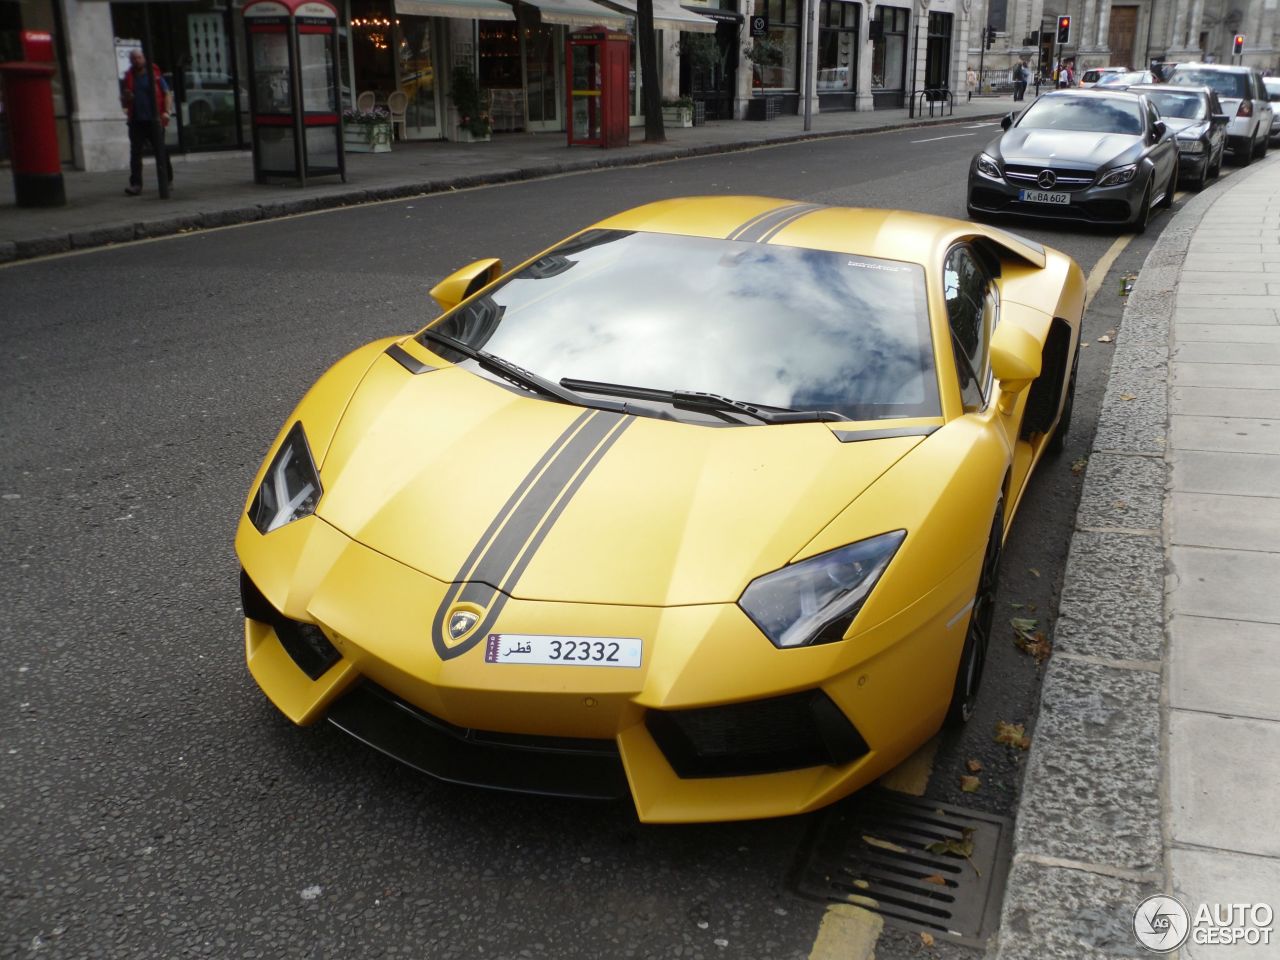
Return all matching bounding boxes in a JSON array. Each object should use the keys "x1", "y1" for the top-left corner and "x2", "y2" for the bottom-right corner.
[
  {"x1": 1043, "y1": 87, "x2": 1145, "y2": 101},
  {"x1": 1172, "y1": 61, "x2": 1253, "y2": 74},
  {"x1": 592, "y1": 197, "x2": 1047, "y2": 269},
  {"x1": 1130, "y1": 83, "x2": 1209, "y2": 96}
]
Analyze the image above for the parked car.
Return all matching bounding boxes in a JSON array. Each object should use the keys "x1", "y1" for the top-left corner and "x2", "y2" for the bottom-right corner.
[
  {"x1": 235, "y1": 197, "x2": 1085, "y2": 823},
  {"x1": 1094, "y1": 70, "x2": 1156, "y2": 88},
  {"x1": 967, "y1": 89, "x2": 1180, "y2": 233},
  {"x1": 1265, "y1": 76, "x2": 1280, "y2": 143},
  {"x1": 1167, "y1": 63, "x2": 1274, "y2": 164},
  {"x1": 1079, "y1": 66, "x2": 1128, "y2": 87},
  {"x1": 1130, "y1": 83, "x2": 1229, "y2": 190}
]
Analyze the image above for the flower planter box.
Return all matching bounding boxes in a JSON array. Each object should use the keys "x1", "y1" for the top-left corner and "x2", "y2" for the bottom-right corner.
[
  {"x1": 746, "y1": 96, "x2": 782, "y2": 121},
  {"x1": 454, "y1": 127, "x2": 492, "y2": 143},
  {"x1": 343, "y1": 122, "x2": 392, "y2": 153},
  {"x1": 661, "y1": 106, "x2": 693, "y2": 128}
]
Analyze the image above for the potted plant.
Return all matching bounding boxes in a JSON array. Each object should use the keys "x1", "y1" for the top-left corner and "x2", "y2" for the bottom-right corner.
[
  {"x1": 342, "y1": 105, "x2": 392, "y2": 153},
  {"x1": 449, "y1": 64, "x2": 492, "y2": 142},
  {"x1": 661, "y1": 96, "x2": 695, "y2": 128}
]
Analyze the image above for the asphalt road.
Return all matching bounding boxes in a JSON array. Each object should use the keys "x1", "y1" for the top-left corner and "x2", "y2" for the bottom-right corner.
[{"x1": 1, "y1": 123, "x2": 1250, "y2": 960}]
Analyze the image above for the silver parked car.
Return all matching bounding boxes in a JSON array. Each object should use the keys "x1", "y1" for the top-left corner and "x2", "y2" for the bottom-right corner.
[
  {"x1": 1265, "y1": 77, "x2": 1280, "y2": 144},
  {"x1": 967, "y1": 89, "x2": 1180, "y2": 233},
  {"x1": 1167, "y1": 63, "x2": 1274, "y2": 164},
  {"x1": 1130, "y1": 84, "x2": 1229, "y2": 191}
]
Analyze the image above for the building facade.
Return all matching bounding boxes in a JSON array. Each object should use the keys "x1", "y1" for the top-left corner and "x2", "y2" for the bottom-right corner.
[{"x1": 973, "y1": 0, "x2": 1279, "y2": 78}]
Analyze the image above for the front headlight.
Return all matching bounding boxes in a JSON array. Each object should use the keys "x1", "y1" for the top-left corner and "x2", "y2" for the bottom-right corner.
[
  {"x1": 975, "y1": 153, "x2": 1003, "y2": 179},
  {"x1": 1097, "y1": 163, "x2": 1138, "y2": 186},
  {"x1": 1176, "y1": 137, "x2": 1206, "y2": 153},
  {"x1": 738, "y1": 531, "x2": 906, "y2": 649},
  {"x1": 248, "y1": 421, "x2": 322, "y2": 534}
]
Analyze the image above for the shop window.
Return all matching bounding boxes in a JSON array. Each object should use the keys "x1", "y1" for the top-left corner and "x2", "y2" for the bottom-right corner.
[
  {"x1": 871, "y1": 5, "x2": 907, "y2": 91},
  {"x1": 754, "y1": 0, "x2": 800, "y2": 91},
  {"x1": 925, "y1": 11, "x2": 951, "y2": 90},
  {"x1": 817, "y1": 0, "x2": 858, "y2": 92}
]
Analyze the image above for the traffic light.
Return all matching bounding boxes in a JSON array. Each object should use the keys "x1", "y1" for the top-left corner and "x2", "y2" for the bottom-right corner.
[
  {"x1": 985, "y1": 26, "x2": 995, "y2": 49},
  {"x1": 1056, "y1": 15, "x2": 1071, "y2": 44},
  {"x1": 1233, "y1": 34, "x2": 1245, "y2": 55}
]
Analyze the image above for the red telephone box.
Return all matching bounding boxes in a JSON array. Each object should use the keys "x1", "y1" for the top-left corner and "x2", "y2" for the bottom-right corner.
[
  {"x1": 566, "y1": 27, "x2": 630, "y2": 148},
  {"x1": 243, "y1": 0, "x2": 345, "y2": 185},
  {"x1": 0, "y1": 30, "x2": 66, "y2": 207}
]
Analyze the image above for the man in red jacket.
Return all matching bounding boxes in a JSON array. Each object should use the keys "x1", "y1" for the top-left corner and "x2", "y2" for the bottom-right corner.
[{"x1": 120, "y1": 49, "x2": 175, "y2": 196}]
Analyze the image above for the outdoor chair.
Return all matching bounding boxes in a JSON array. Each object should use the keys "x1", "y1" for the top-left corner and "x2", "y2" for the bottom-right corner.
[
  {"x1": 387, "y1": 90, "x2": 408, "y2": 141},
  {"x1": 356, "y1": 90, "x2": 376, "y2": 113}
]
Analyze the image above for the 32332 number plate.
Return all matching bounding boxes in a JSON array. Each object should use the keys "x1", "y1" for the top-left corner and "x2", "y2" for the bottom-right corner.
[{"x1": 484, "y1": 634, "x2": 643, "y2": 668}]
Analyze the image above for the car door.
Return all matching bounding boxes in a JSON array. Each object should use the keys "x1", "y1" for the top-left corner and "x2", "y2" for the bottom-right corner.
[
  {"x1": 1145, "y1": 98, "x2": 1177, "y2": 186},
  {"x1": 1208, "y1": 90, "x2": 1227, "y2": 155},
  {"x1": 1253, "y1": 71, "x2": 1275, "y2": 136}
]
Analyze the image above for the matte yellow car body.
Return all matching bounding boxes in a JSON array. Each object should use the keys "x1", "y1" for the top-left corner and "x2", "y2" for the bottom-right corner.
[{"x1": 236, "y1": 197, "x2": 1085, "y2": 823}]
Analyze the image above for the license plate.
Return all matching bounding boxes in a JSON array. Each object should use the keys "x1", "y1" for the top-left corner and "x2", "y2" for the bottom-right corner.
[
  {"x1": 484, "y1": 634, "x2": 643, "y2": 668},
  {"x1": 1018, "y1": 189, "x2": 1070, "y2": 205}
]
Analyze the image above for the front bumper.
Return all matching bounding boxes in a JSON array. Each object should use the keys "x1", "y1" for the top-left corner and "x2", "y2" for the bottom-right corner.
[
  {"x1": 967, "y1": 167, "x2": 1142, "y2": 224},
  {"x1": 236, "y1": 514, "x2": 978, "y2": 823}
]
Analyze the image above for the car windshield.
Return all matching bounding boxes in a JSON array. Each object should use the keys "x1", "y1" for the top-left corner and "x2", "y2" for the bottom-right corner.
[
  {"x1": 1265, "y1": 78, "x2": 1280, "y2": 100},
  {"x1": 421, "y1": 230, "x2": 939, "y2": 421},
  {"x1": 1169, "y1": 68, "x2": 1248, "y2": 99},
  {"x1": 1144, "y1": 90, "x2": 1206, "y2": 119},
  {"x1": 1096, "y1": 71, "x2": 1144, "y2": 86},
  {"x1": 1017, "y1": 95, "x2": 1144, "y2": 134}
]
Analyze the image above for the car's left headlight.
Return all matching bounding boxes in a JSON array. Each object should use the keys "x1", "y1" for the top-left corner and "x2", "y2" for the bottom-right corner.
[
  {"x1": 975, "y1": 153, "x2": 1003, "y2": 180},
  {"x1": 247, "y1": 421, "x2": 322, "y2": 534},
  {"x1": 1097, "y1": 163, "x2": 1138, "y2": 186},
  {"x1": 738, "y1": 531, "x2": 906, "y2": 649},
  {"x1": 1177, "y1": 138, "x2": 1205, "y2": 153}
]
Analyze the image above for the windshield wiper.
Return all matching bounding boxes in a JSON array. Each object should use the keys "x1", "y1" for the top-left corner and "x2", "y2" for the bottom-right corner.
[
  {"x1": 420, "y1": 329, "x2": 625, "y2": 411},
  {"x1": 560, "y1": 378, "x2": 848, "y2": 424}
]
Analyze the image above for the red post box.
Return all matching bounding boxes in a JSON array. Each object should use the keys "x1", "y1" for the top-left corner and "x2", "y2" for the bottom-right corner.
[
  {"x1": 566, "y1": 27, "x2": 630, "y2": 149},
  {"x1": 0, "y1": 30, "x2": 66, "y2": 207}
]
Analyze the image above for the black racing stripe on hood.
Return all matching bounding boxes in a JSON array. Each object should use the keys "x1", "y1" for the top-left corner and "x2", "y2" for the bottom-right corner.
[{"x1": 430, "y1": 409, "x2": 633, "y2": 661}]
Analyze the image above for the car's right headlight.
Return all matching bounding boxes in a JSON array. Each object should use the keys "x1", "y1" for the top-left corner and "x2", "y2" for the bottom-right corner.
[
  {"x1": 975, "y1": 153, "x2": 1003, "y2": 179},
  {"x1": 738, "y1": 531, "x2": 906, "y2": 649},
  {"x1": 247, "y1": 421, "x2": 323, "y2": 534},
  {"x1": 1097, "y1": 163, "x2": 1138, "y2": 186}
]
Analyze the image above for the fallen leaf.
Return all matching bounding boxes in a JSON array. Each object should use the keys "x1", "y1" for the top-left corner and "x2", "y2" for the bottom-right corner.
[
  {"x1": 1120, "y1": 392, "x2": 1136, "y2": 401},
  {"x1": 852, "y1": 879, "x2": 870, "y2": 890},
  {"x1": 862, "y1": 835, "x2": 908, "y2": 854},
  {"x1": 922, "y1": 874, "x2": 947, "y2": 886},
  {"x1": 1013, "y1": 629, "x2": 1053, "y2": 663},
  {"x1": 1011, "y1": 617, "x2": 1039, "y2": 633},
  {"x1": 995, "y1": 720, "x2": 1031, "y2": 749},
  {"x1": 1071, "y1": 458, "x2": 1088, "y2": 475},
  {"x1": 960, "y1": 775, "x2": 981, "y2": 793},
  {"x1": 1010, "y1": 601, "x2": 1026, "y2": 609},
  {"x1": 1081, "y1": 341, "x2": 1091, "y2": 348},
  {"x1": 927, "y1": 827, "x2": 975, "y2": 858},
  {"x1": 920, "y1": 931, "x2": 936, "y2": 947},
  {"x1": 966, "y1": 758, "x2": 983, "y2": 773},
  {"x1": 1114, "y1": 499, "x2": 1128, "y2": 510},
  {"x1": 1029, "y1": 567, "x2": 1041, "y2": 578}
]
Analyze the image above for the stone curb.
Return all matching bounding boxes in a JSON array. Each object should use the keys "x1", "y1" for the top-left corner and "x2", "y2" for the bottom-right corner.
[
  {"x1": 989, "y1": 160, "x2": 1277, "y2": 960},
  {"x1": 3, "y1": 110, "x2": 1007, "y2": 264}
]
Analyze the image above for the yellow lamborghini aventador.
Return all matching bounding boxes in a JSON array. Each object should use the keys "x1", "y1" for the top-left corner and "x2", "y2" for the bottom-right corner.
[{"x1": 236, "y1": 197, "x2": 1085, "y2": 823}]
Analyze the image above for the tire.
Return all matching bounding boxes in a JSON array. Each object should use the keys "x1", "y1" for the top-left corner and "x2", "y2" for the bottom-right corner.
[
  {"x1": 1256, "y1": 131, "x2": 1270, "y2": 159},
  {"x1": 1045, "y1": 346, "x2": 1079, "y2": 457},
  {"x1": 1236, "y1": 135, "x2": 1254, "y2": 166},
  {"x1": 945, "y1": 498, "x2": 1004, "y2": 728},
  {"x1": 1159, "y1": 164, "x2": 1176, "y2": 208},
  {"x1": 1210, "y1": 142, "x2": 1224, "y2": 178},
  {"x1": 1191, "y1": 156, "x2": 1209, "y2": 192},
  {"x1": 1130, "y1": 181, "x2": 1152, "y2": 234}
]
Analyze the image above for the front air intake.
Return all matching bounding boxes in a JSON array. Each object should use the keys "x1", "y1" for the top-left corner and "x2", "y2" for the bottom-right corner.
[
  {"x1": 239, "y1": 569, "x2": 340, "y2": 681},
  {"x1": 646, "y1": 690, "x2": 869, "y2": 779}
]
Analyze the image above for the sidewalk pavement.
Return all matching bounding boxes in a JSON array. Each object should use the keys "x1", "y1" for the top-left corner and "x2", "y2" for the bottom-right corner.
[
  {"x1": 0, "y1": 95, "x2": 1017, "y2": 263},
  {"x1": 995, "y1": 156, "x2": 1280, "y2": 959}
]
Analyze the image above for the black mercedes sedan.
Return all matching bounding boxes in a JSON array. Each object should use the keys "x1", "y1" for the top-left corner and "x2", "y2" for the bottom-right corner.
[
  {"x1": 967, "y1": 89, "x2": 1180, "y2": 233},
  {"x1": 1130, "y1": 84, "x2": 1229, "y2": 191}
]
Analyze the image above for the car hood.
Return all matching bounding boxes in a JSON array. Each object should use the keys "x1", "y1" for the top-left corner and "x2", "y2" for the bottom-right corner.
[
  {"x1": 996, "y1": 128, "x2": 1143, "y2": 166},
  {"x1": 313, "y1": 356, "x2": 926, "y2": 606}
]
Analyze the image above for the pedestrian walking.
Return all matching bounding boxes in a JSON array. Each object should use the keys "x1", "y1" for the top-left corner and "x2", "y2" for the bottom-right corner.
[
  {"x1": 121, "y1": 49, "x2": 174, "y2": 196},
  {"x1": 1013, "y1": 60, "x2": 1029, "y2": 101},
  {"x1": 967, "y1": 66, "x2": 977, "y2": 100}
]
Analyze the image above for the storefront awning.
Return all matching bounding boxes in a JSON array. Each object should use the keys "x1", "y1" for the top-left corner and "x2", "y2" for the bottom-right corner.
[
  {"x1": 522, "y1": 0, "x2": 630, "y2": 28},
  {"x1": 680, "y1": 3, "x2": 742, "y2": 22},
  {"x1": 601, "y1": 0, "x2": 720, "y2": 32},
  {"x1": 394, "y1": 0, "x2": 515, "y2": 20}
]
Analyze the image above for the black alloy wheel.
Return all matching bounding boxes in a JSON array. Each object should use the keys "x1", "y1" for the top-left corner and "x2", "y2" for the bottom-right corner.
[
  {"x1": 1131, "y1": 181, "x2": 1153, "y2": 234},
  {"x1": 944, "y1": 498, "x2": 1005, "y2": 727},
  {"x1": 1191, "y1": 154, "x2": 1210, "y2": 192},
  {"x1": 1044, "y1": 345, "x2": 1079, "y2": 457}
]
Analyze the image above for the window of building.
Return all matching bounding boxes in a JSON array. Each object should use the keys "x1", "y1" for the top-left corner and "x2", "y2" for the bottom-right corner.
[
  {"x1": 925, "y1": 12, "x2": 951, "y2": 90},
  {"x1": 755, "y1": 0, "x2": 800, "y2": 90},
  {"x1": 871, "y1": 6, "x2": 908, "y2": 91},
  {"x1": 817, "y1": 0, "x2": 858, "y2": 92}
]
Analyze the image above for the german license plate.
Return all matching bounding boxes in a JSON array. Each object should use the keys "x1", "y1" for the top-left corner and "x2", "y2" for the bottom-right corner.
[
  {"x1": 484, "y1": 634, "x2": 643, "y2": 667},
  {"x1": 1018, "y1": 189, "x2": 1070, "y2": 205}
]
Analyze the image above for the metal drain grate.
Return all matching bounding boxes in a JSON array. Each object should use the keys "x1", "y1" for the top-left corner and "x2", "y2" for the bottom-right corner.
[{"x1": 790, "y1": 789, "x2": 1012, "y2": 946}]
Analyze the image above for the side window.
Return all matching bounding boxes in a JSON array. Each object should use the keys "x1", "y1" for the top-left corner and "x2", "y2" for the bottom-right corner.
[
  {"x1": 1147, "y1": 100, "x2": 1160, "y2": 131},
  {"x1": 943, "y1": 246, "x2": 992, "y2": 410}
]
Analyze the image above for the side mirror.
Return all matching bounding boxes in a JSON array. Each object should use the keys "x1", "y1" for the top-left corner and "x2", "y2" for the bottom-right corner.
[
  {"x1": 1000, "y1": 112, "x2": 1014, "y2": 130},
  {"x1": 429, "y1": 258, "x2": 503, "y2": 313},
  {"x1": 1211, "y1": 112, "x2": 1231, "y2": 125},
  {"x1": 990, "y1": 322, "x2": 1043, "y2": 414},
  {"x1": 1152, "y1": 119, "x2": 1167, "y2": 138}
]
